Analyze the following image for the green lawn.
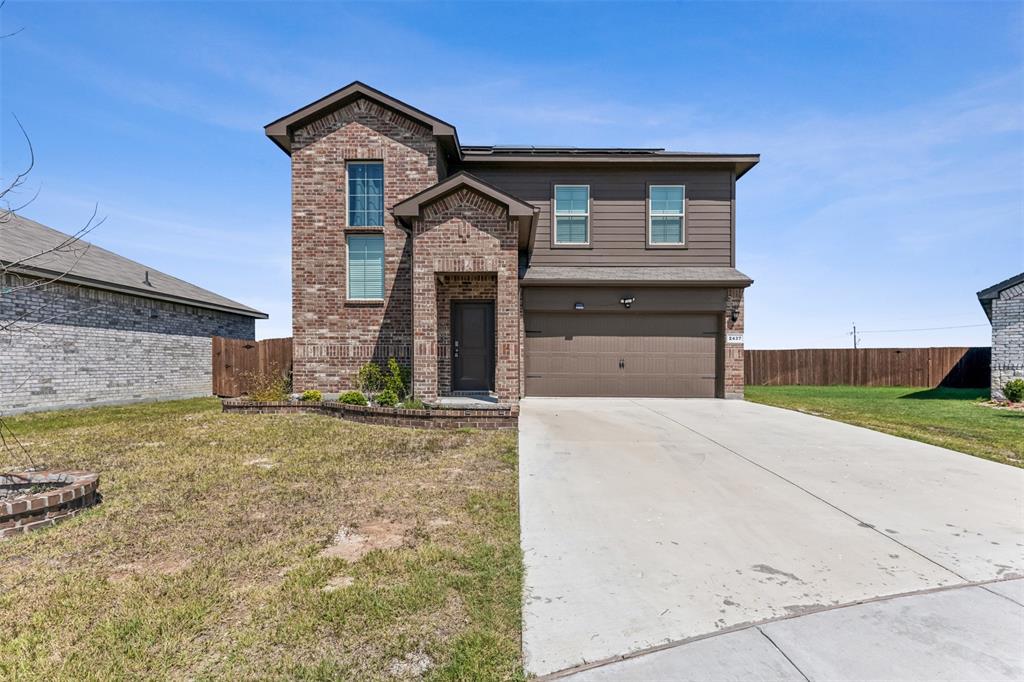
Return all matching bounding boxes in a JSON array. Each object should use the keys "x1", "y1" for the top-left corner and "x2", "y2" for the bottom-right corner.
[
  {"x1": 0, "y1": 398, "x2": 522, "y2": 680},
  {"x1": 746, "y1": 386, "x2": 1023, "y2": 468}
]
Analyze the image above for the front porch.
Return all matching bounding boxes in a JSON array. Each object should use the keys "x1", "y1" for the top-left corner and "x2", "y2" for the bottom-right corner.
[{"x1": 395, "y1": 175, "x2": 534, "y2": 406}]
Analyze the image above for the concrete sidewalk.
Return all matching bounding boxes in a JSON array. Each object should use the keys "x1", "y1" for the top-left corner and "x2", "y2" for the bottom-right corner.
[
  {"x1": 562, "y1": 580, "x2": 1024, "y2": 681},
  {"x1": 519, "y1": 398, "x2": 1024, "y2": 678}
]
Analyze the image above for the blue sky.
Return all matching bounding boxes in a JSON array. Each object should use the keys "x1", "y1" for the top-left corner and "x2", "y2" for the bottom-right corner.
[{"x1": 2, "y1": 1, "x2": 1021, "y2": 346}]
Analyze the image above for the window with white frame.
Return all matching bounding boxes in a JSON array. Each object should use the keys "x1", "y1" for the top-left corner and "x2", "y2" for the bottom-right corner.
[
  {"x1": 553, "y1": 185, "x2": 590, "y2": 244},
  {"x1": 649, "y1": 185, "x2": 685, "y2": 244},
  {"x1": 347, "y1": 234, "x2": 385, "y2": 300},
  {"x1": 347, "y1": 162, "x2": 384, "y2": 227}
]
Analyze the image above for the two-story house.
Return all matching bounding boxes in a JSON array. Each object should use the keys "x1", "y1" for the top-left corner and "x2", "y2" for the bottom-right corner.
[{"x1": 265, "y1": 82, "x2": 757, "y2": 404}]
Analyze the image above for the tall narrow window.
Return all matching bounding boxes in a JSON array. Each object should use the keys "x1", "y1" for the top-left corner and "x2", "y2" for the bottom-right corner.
[
  {"x1": 649, "y1": 185, "x2": 685, "y2": 245},
  {"x1": 348, "y1": 162, "x2": 384, "y2": 227},
  {"x1": 554, "y1": 185, "x2": 590, "y2": 244},
  {"x1": 347, "y1": 234, "x2": 385, "y2": 300}
]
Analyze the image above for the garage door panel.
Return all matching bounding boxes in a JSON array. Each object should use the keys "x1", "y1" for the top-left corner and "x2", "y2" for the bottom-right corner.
[{"x1": 525, "y1": 312, "x2": 720, "y2": 398}]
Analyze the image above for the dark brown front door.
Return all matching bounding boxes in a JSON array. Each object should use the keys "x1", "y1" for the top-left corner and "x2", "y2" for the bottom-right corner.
[{"x1": 452, "y1": 301, "x2": 495, "y2": 392}]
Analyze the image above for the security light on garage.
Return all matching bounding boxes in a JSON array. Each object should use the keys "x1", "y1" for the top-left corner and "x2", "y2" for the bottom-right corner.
[{"x1": 619, "y1": 297, "x2": 636, "y2": 309}]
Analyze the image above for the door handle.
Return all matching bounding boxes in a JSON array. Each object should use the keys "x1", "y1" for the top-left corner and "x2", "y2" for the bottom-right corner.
[
  {"x1": 619, "y1": 359, "x2": 624, "y2": 369},
  {"x1": 454, "y1": 340, "x2": 460, "y2": 359}
]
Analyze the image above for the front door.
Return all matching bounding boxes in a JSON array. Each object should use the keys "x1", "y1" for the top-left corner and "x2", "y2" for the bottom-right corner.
[{"x1": 452, "y1": 301, "x2": 495, "y2": 392}]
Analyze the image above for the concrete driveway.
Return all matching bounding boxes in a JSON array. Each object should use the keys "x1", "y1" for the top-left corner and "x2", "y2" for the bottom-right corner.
[{"x1": 519, "y1": 398, "x2": 1024, "y2": 679}]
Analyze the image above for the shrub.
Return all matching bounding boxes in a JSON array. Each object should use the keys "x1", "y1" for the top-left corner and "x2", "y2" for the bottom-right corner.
[
  {"x1": 300, "y1": 389, "x2": 323, "y2": 402},
  {"x1": 375, "y1": 388, "x2": 399, "y2": 407},
  {"x1": 400, "y1": 397, "x2": 426, "y2": 410},
  {"x1": 356, "y1": 362, "x2": 385, "y2": 394},
  {"x1": 1003, "y1": 379, "x2": 1024, "y2": 403},
  {"x1": 339, "y1": 391, "x2": 368, "y2": 406},
  {"x1": 244, "y1": 367, "x2": 291, "y2": 402},
  {"x1": 385, "y1": 357, "x2": 411, "y2": 399}
]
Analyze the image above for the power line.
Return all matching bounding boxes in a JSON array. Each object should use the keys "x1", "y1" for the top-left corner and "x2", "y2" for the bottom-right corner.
[{"x1": 855, "y1": 323, "x2": 989, "y2": 334}]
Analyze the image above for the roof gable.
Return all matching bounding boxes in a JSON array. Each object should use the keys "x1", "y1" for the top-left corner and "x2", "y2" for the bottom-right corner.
[
  {"x1": 265, "y1": 81, "x2": 460, "y2": 157},
  {"x1": 392, "y1": 172, "x2": 537, "y2": 248},
  {"x1": 977, "y1": 271, "x2": 1024, "y2": 321}
]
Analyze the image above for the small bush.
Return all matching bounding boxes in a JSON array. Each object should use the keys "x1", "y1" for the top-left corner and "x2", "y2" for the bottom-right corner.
[
  {"x1": 385, "y1": 357, "x2": 411, "y2": 399},
  {"x1": 1003, "y1": 379, "x2": 1024, "y2": 403},
  {"x1": 339, "y1": 391, "x2": 368, "y2": 406},
  {"x1": 375, "y1": 388, "x2": 399, "y2": 407},
  {"x1": 356, "y1": 362, "x2": 385, "y2": 394},
  {"x1": 400, "y1": 397, "x2": 426, "y2": 410},
  {"x1": 244, "y1": 368, "x2": 291, "y2": 402},
  {"x1": 299, "y1": 389, "x2": 323, "y2": 402}
]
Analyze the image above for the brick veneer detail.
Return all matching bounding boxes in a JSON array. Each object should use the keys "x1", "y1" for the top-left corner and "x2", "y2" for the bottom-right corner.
[
  {"x1": 411, "y1": 189, "x2": 520, "y2": 403},
  {"x1": 290, "y1": 97, "x2": 440, "y2": 392},
  {"x1": 724, "y1": 288, "x2": 745, "y2": 399},
  {"x1": 0, "y1": 470, "x2": 100, "y2": 539},
  {"x1": 990, "y1": 282, "x2": 1023, "y2": 401}
]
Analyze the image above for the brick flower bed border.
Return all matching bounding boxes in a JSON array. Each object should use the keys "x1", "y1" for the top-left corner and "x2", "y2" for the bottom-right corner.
[
  {"x1": 1, "y1": 470, "x2": 100, "y2": 539},
  {"x1": 222, "y1": 399, "x2": 518, "y2": 430}
]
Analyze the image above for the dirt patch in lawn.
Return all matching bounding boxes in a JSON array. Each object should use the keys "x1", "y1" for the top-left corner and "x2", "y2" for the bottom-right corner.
[{"x1": 320, "y1": 519, "x2": 411, "y2": 562}]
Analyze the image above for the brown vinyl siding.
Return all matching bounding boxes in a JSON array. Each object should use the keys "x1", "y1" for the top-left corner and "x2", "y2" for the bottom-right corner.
[{"x1": 460, "y1": 163, "x2": 734, "y2": 266}]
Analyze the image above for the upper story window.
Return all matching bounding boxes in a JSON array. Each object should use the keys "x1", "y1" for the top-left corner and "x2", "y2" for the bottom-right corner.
[
  {"x1": 553, "y1": 185, "x2": 590, "y2": 245},
  {"x1": 348, "y1": 162, "x2": 384, "y2": 227},
  {"x1": 347, "y1": 234, "x2": 385, "y2": 300},
  {"x1": 649, "y1": 185, "x2": 685, "y2": 245}
]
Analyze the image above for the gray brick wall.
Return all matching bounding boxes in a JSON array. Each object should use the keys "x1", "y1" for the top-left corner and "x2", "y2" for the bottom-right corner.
[
  {"x1": 1, "y1": 274, "x2": 255, "y2": 413},
  {"x1": 991, "y1": 282, "x2": 1024, "y2": 401}
]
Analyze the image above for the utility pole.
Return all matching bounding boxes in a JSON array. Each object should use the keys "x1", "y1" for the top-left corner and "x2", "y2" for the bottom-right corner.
[{"x1": 851, "y1": 322, "x2": 859, "y2": 349}]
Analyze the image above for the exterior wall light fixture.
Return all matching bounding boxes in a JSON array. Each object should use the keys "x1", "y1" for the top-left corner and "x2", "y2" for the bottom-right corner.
[{"x1": 620, "y1": 296, "x2": 636, "y2": 309}]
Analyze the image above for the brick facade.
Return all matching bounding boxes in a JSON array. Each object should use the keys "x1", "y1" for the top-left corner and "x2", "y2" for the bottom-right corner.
[
  {"x1": 0, "y1": 273, "x2": 254, "y2": 414},
  {"x1": 990, "y1": 282, "x2": 1023, "y2": 401},
  {"x1": 411, "y1": 189, "x2": 520, "y2": 403},
  {"x1": 723, "y1": 288, "x2": 745, "y2": 399},
  {"x1": 290, "y1": 98, "x2": 440, "y2": 392},
  {"x1": 283, "y1": 91, "x2": 751, "y2": 403}
]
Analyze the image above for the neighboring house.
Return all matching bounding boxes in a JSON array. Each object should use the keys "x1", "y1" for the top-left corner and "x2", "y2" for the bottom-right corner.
[
  {"x1": 0, "y1": 214, "x2": 266, "y2": 413},
  {"x1": 265, "y1": 81, "x2": 757, "y2": 403},
  {"x1": 978, "y1": 272, "x2": 1024, "y2": 401}
]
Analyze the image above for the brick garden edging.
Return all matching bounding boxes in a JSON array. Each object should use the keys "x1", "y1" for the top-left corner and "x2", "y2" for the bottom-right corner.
[
  {"x1": 221, "y1": 399, "x2": 518, "y2": 430},
  {"x1": 1, "y1": 470, "x2": 100, "y2": 539}
]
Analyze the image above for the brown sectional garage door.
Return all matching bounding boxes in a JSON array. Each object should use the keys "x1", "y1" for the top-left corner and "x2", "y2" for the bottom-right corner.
[{"x1": 524, "y1": 312, "x2": 719, "y2": 397}]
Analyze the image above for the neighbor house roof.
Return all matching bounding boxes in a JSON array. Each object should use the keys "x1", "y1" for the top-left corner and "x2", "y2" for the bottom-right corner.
[
  {"x1": 393, "y1": 171, "x2": 539, "y2": 247},
  {"x1": 977, "y1": 271, "x2": 1024, "y2": 320},
  {"x1": 521, "y1": 265, "x2": 753, "y2": 287},
  {"x1": 265, "y1": 82, "x2": 760, "y2": 178},
  {"x1": 1, "y1": 214, "x2": 267, "y2": 318}
]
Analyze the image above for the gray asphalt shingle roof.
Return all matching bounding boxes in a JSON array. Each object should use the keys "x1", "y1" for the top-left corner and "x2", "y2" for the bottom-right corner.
[
  {"x1": 1, "y1": 213, "x2": 267, "y2": 318},
  {"x1": 521, "y1": 265, "x2": 753, "y2": 286}
]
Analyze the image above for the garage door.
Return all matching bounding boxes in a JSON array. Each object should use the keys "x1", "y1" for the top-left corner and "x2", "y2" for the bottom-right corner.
[{"x1": 524, "y1": 312, "x2": 719, "y2": 397}]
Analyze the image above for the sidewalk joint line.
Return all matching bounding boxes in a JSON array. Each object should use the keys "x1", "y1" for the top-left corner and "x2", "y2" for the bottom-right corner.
[
  {"x1": 756, "y1": 625, "x2": 811, "y2": 682},
  {"x1": 535, "y1": 576, "x2": 1022, "y2": 680}
]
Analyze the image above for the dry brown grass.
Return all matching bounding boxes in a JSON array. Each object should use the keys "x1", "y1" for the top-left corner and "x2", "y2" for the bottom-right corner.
[{"x1": 0, "y1": 398, "x2": 522, "y2": 680}]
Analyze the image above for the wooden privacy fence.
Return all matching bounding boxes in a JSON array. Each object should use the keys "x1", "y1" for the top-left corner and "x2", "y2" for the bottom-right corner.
[
  {"x1": 744, "y1": 347, "x2": 990, "y2": 388},
  {"x1": 212, "y1": 336, "x2": 293, "y2": 397}
]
